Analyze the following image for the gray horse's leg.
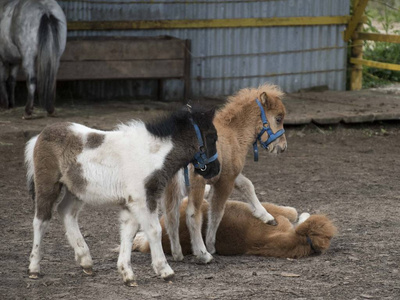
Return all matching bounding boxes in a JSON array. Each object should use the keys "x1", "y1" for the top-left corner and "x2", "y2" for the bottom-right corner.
[
  {"x1": 6, "y1": 65, "x2": 19, "y2": 108},
  {"x1": 0, "y1": 62, "x2": 9, "y2": 109},
  {"x1": 22, "y1": 58, "x2": 36, "y2": 118}
]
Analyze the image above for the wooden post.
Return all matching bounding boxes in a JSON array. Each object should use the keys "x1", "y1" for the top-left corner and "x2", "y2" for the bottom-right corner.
[
  {"x1": 350, "y1": 0, "x2": 364, "y2": 90},
  {"x1": 350, "y1": 23, "x2": 364, "y2": 90}
]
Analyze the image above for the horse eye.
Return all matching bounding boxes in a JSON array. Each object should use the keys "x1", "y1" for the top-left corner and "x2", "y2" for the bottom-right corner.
[{"x1": 276, "y1": 116, "x2": 282, "y2": 124}]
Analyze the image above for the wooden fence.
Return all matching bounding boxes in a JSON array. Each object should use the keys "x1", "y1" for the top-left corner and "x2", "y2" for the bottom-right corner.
[{"x1": 345, "y1": 0, "x2": 400, "y2": 90}]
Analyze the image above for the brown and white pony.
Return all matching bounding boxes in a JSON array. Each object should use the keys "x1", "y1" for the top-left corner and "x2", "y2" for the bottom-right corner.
[
  {"x1": 24, "y1": 107, "x2": 220, "y2": 286},
  {"x1": 164, "y1": 83, "x2": 288, "y2": 263},
  {"x1": 134, "y1": 199, "x2": 337, "y2": 258}
]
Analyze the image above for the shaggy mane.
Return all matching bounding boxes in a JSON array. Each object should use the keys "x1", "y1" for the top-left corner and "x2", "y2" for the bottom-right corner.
[{"x1": 217, "y1": 83, "x2": 285, "y2": 125}]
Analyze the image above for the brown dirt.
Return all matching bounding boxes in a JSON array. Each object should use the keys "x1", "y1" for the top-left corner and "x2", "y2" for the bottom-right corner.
[{"x1": 0, "y1": 102, "x2": 399, "y2": 300}]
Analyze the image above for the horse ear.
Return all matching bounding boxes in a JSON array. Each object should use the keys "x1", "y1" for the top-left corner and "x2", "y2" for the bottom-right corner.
[{"x1": 260, "y1": 92, "x2": 269, "y2": 109}]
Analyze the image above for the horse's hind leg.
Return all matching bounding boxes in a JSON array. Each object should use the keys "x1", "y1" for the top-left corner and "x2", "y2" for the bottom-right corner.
[
  {"x1": 206, "y1": 179, "x2": 234, "y2": 254},
  {"x1": 117, "y1": 208, "x2": 140, "y2": 286},
  {"x1": 234, "y1": 173, "x2": 277, "y2": 225},
  {"x1": 163, "y1": 175, "x2": 184, "y2": 261},
  {"x1": 57, "y1": 189, "x2": 93, "y2": 275},
  {"x1": 0, "y1": 62, "x2": 9, "y2": 109},
  {"x1": 6, "y1": 65, "x2": 19, "y2": 108},
  {"x1": 22, "y1": 59, "x2": 36, "y2": 118},
  {"x1": 29, "y1": 180, "x2": 63, "y2": 278}
]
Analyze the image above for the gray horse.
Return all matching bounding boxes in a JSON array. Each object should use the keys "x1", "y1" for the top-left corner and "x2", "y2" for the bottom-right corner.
[{"x1": 0, "y1": 0, "x2": 66, "y2": 118}]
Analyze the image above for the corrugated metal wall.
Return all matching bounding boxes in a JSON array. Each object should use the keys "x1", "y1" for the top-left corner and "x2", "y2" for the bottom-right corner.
[{"x1": 58, "y1": 0, "x2": 350, "y2": 100}]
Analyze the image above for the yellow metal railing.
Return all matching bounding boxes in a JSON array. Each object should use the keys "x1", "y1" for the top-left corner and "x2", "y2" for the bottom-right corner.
[
  {"x1": 345, "y1": 0, "x2": 400, "y2": 90},
  {"x1": 68, "y1": 16, "x2": 350, "y2": 31}
]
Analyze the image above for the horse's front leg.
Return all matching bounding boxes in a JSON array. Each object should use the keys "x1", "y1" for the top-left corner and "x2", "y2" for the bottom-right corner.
[
  {"x1": 234, "y1": 173, "x2": 277, "y2": 225},
  {"x1": 186, "y1": 176, "x2": 212, "y2": 263},
  {"x1": 132, "y1": 201, "x2": 174, "y2": 280},
  {"x1": 118, "y1": 207, "x2": 140, "y2": 286},
  {"x1": 205, "y1": 178, "x2": 234, "y2": 254},
  {"x1": 0, "y1": 62, "x2": 9, "y2": 109},
  {"x1": 163, "y1": 174, "x2": 184, "y2": 261}
]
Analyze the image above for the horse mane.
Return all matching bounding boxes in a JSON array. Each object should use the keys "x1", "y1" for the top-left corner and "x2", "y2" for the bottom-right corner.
[
  {"x1": 217, "y1": 83, "x2": 285, "y2": 125},
  {"x1": 144, "y1": 107, "x2": 214, "y2": 138}
]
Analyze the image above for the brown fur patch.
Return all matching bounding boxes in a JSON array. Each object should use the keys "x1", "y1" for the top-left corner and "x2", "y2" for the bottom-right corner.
[
  {"x1": 86, "y1": 133, "x2": 105, "y2": 149},
  {"x1": 33, "y1": 122, "x2": 87, "y2": 220},
  {"x1": 65, "y1": 162, "x2": 87, "y2": 195}
]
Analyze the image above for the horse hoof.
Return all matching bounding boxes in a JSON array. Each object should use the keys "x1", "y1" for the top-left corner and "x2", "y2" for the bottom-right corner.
[
  {"x1": 124, "y1": 280, "x2": 138, "y2": 287},
  {"x1": 22, "y1": 114, "x2": 33, "y2": 120},
  {"x1": 47, "y1": 111, "x2": 57, "y2": 118},
  {"x1": 172, "y1": 253, "x2": 184, "y2": 262},
  {"x1": 267, "y1": 219, "x2": 278, "y2": 226},
  {"x1": 162, "y1": 273, "x2": 175, "y2": 281},
  {"x1": 28, "y1": 272, "x2": 40, "y2": 279},
  {"x1": 82, "y1": 267, "x2": 94, "y2": 276},
  {"x1": 195, "y1": 252, "x2": 213, "y2": 264}
]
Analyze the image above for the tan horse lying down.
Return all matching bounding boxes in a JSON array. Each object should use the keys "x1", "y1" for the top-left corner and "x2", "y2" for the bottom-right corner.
[{"x1": 134, "y1": 199, "x2": 337, "y2": 258}]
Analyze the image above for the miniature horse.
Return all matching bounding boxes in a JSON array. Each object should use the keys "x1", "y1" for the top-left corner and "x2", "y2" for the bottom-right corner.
[
  {"x1": 25, "y1": 108, "x2": 220, "y2": 286},
  {"x1": 164, "y1": 83, "x2": 287, "y2": 263},
  {"x1": 134, "y1": 199, "x2": 337, "y2": 258},
  {"x1": 0, "y1": 0, "x2": 66, "y2": 118}
]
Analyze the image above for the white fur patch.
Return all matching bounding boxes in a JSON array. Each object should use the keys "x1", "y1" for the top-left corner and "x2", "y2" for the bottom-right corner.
[{"x1": 66, "y1": 122, "x2": 174, "y2": 205}]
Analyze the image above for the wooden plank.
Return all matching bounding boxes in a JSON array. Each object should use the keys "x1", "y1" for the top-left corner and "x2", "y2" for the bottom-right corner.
[
  {"x1": 57, "y1": 60, "x2": 185, "y2": 80},
  {"x1": 61, "y1": 39, "x2": 185, "y2": 61},
  {"x1": 350, "y1": 58, "x2": 400, "y2": 71},
  {"x1": 68, "y1": 16, "x2": 351, "y2": 31},
  {"x1": 356, "y1": 32, "x2": 400, "y2": 44},
  {"x1": 343, "y1": 0, "x2": 369, "y2": 42}
]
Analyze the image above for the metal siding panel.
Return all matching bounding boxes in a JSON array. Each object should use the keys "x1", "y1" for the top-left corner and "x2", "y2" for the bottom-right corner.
[{"x1": 59, "y1": 0, "x2": 350, "y2": 98}]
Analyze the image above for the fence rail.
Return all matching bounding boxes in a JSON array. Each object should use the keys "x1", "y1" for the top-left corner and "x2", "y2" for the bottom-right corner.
[{"x1": 348, "y1": 0, "x2": 400, "y2": 90}]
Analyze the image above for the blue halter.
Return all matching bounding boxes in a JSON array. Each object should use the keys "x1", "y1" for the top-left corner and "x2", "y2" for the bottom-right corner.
[
  {"x1": 253, "y1": 98, "x2": 285, "y2": 162},
  {"x1": 184, "y1": 118, "x2": 218, "y2": 186}
]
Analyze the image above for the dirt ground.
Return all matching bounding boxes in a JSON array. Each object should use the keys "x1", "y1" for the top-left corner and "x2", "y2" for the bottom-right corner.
[{"x1": 0, "y1": 101, "x2": 399, "y2": 300}]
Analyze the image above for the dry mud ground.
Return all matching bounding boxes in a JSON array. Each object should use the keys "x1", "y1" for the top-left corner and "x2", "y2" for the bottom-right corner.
[{"x1": 0, "y1": 102, "x2": 399, "y2": 300}]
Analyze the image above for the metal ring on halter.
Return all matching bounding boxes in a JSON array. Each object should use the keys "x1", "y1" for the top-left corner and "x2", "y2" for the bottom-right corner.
[{"x1": 200, "y1": 165, "x2": 207, "y2": 172}]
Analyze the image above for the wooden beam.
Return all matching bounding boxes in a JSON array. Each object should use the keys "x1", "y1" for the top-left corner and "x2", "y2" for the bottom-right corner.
[
  {"x1": 68, "y1": 16, "x2": 351, "y2": 31},
  {"x1": 350, "y1": 58, "x2": 400, "y2": 72},
  {"x1": 343, "y1": 0, "x2": 369, "y2": 42},
  {"x1": 56, "y1": 60, "x2": 185, "y2": 80},
  {"x1": 356, "y1": 32, "x2": 400, "y2": 44}
]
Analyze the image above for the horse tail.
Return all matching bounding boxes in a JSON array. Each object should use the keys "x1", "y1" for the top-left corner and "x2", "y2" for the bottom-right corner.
[
  {"x1": 37, "y1": 13, "x2": 61, "y2": 114},
  {"x1": 295, "y1": 215, "x2": 337, "y2": 253},
  {"x1": 25, "y1": 135, "x2": 39, "y2": 201}
]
